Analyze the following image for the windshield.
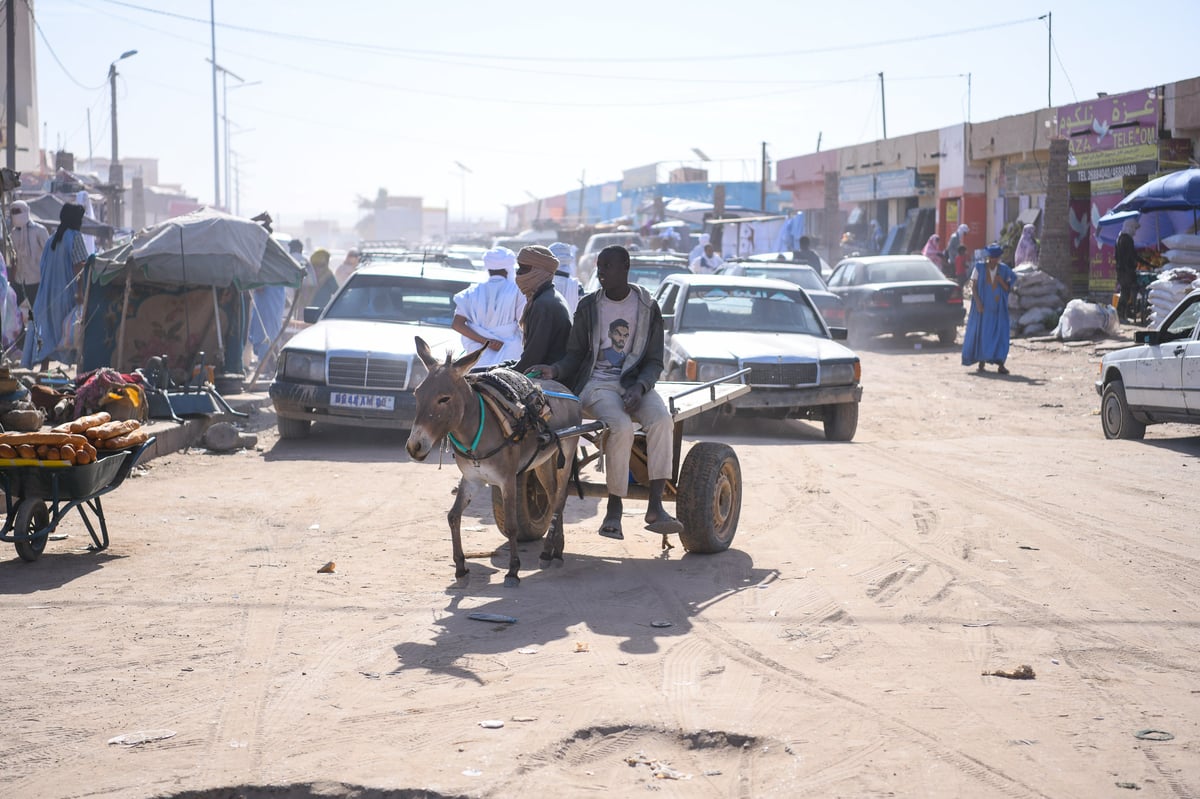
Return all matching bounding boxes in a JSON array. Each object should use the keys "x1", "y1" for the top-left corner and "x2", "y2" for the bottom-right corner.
[
  {"x1": 323, "y1": 274, "x2": 470, "y2": 326},
  {"x1": 630, "y1": 265, "x2": 688, "y2": 290},
  {"x1": 739, "y1": 267, "x2": 825, "y2": 292},
  {"x1": 862, "y1": 260, "x2": 945, "y2": 283},
  {"x1": 680, "y1": 286, "x2": 825, "y2": 335}
]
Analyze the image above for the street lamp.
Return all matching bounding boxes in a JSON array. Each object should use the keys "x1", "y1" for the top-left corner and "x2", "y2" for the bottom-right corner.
[
  {"x1": 108, "y1": 49, "x2": 137, "y2": 229},
  {"x1": 207, "y1": 59, "x2": 256, "y2": 212},
  {"x1": 454, "y1": 161, "x2": 472, "y2": 223}
]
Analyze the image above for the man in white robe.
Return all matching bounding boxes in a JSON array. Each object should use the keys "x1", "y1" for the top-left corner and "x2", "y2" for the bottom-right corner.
[
  {"x1": 451, "y1": 246, "x2": 526, "y2": 367},
  {"x1": 549, "y1": 241, "x2": 582, "y2": 316}
]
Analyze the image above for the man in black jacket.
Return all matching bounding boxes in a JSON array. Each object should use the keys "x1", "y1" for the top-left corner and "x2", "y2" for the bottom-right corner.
[
  {"x1": 528, "y1": 245, "x2": 682, "y2": 540},
  {"x1": 513, "y1": 245, "x2": 572, "y2": 373}
]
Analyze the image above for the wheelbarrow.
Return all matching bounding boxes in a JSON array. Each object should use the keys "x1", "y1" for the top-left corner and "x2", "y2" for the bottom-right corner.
[
  {"x1": 0, "y1": 437, "x2": 156, "y2": 561},
  {"x1": 139, "y1": 353, "x2": 248, "y2": 422}
]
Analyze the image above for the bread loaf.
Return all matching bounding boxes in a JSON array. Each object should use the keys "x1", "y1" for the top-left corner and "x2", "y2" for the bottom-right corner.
[
  {"x1": 0, "y1": 443, "x2": 15, "y2": 458},
  {"x1": 85, "y1": 419, "x2": 141, "y2": 441},
  {"x1": 99, "y1": 428, "x2": 149, "y2": 450},
  {"x1": 51, "y1": 411, "x2": 111, "y2": 435}
]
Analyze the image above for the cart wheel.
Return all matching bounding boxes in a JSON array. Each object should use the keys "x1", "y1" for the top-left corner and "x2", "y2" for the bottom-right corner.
[
  {"x1": 13, "y1": 499, "x2": 50, "y2": 563},
  {"x1": 491, "y1": 470, "x2": 552, "y2": 542},
  {"x1": 677, "y1": 442, "x2": 741, "y2": 554}
]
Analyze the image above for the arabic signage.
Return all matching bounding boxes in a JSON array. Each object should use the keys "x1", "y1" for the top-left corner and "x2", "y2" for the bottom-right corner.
[
  {"x1": 1057, "y1": 88, "x2": 1162, "y2": 183},
  {"x1": 838, "y1": 169, "x2": 925, "y2": 203}
]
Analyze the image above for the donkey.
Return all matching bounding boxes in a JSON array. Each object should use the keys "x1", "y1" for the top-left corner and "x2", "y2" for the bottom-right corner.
[{"x1": 405, "y1": 337, "x2": 581, "y2": 587}]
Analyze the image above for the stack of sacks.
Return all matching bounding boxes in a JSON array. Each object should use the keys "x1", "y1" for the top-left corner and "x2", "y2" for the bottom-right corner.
[
  {"x1": 1009, "y1": 265, "x2": 1069, "y2": 338},
  {"x1": 1147, "y1": 266, "x2": 1200, "y2": 328},
  {"x1": 1162, "y1": 233, "x2": 1200, "y2": 268},
  {"x1": 1051, "y1": 298, "x2": 1120, "y2": 341}
]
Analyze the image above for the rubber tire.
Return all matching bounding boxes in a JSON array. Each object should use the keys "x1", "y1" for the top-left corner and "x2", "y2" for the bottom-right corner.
[
  {"x1": 677, "y1": 442, "x2": 741, "y2": 554},
  {"x1": 13, "y1": 499, "x2": 50, "y2": 562},
  {"x1": 277, "y1": 416, "x2": 311, "y2": 440},
  {"x1": 823, "y1": 401, "x2": 859, "y2": 442},
  {"x1": 1100, "y1": 379, "x2": 1146, "y2": 440},
  {"x1": 938, "y1": 327, "x2": 957, "y2": 345},
  {"x1": 491, "y1": 471, "x2": 552, "y2": 542}
]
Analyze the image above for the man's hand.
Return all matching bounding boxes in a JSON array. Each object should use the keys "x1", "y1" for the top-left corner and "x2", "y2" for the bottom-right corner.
[
  {"x1": 622, "y1": 384, "x2": 645, "y2": 413},
  {"x1": 484, "y1": 339, "x2": 502, "y2": 351},
  {"x1": 526, "y1": 364, "x2": 557, "y2": 379}
]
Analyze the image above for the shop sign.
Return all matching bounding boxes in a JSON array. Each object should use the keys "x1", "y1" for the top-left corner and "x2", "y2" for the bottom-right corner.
[
  {"x1": 875, "y1": 169, "x2": 917, "y2": 200},
  {"x1": 1058, "y1": 88, "x2": 1161, "y2": 182},
  {"x1": 1159, "y1": 138, "x2": 1195, "y2": 171},
  {"x1": 838, "y1": 174, "x2": 876, "y2": 203}
]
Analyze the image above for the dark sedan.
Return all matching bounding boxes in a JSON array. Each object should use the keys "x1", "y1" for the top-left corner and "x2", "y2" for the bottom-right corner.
[
  {"x1": 585, "y1": 254, "x2": 690, "y2": 295},
  {"x1": 826, "y1": 255, "x2": 964, "y2": 345},
  {"x1": 719, "y1": 260, "x2": 846, "y2": 326}
]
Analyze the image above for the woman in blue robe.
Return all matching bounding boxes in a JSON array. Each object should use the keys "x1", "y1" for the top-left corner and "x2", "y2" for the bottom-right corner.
[
  {"x1": 962, "y1": 243, "x2": 1016, "y2": 375},
  {"x1": 23, "y1": 203, "x2": 88, "y2": 370}
]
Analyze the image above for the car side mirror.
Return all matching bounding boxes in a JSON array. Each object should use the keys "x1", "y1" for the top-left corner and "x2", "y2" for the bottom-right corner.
[
  {"x1": 828, "y1": 326, "x2": 848, "y2": 341},
  {"x1": 1134, "y1": 329, "x2": 1160, "y2": 345},
  {"x1": 303, "y1": 306, "x2": 321, "y2": 324}
]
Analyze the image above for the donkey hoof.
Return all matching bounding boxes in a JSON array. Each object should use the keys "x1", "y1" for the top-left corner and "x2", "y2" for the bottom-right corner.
[{"x1": 503, "y1": 574, "x2": 521, "y2": 588}]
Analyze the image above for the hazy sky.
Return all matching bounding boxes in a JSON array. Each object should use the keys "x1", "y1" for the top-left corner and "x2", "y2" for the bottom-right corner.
[{"x1": 33, "y1": 0, "x2": 1200, "y2": 236}]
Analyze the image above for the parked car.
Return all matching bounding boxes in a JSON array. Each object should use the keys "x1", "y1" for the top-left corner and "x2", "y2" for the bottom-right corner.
[
  {"x1": 653, "y1": 274, "x2": 863, "y2": 440},
  {"x1": 585, "y1": 253, "x2": 689, "y2": 295},
  {"x1": 577, "y1": 231, "x2": 645, "y2": 286},
  {"x1": 745, "y1": 250, "x2": 833, "y2": 279},
  {"x1": 719, "y1": 260, "x2": 846, "y2": 326},
  {"x1": 269, "y1": 262, "x2": 484, "y2": 439},
  {"x1": 825, "y1": 255, "x2": 964, "y2": 345},
  {"x1": 1096, "y1": 288, "x2": 1200, "y2": 439}
]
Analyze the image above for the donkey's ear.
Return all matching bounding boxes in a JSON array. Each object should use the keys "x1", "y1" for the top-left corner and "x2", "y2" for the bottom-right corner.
[
  {"x1": 452, "y1": 345, "x2": 485, "y2": 376},
  {"x1": 415, "y1": 336, "x2": 438, "y2": 369}
]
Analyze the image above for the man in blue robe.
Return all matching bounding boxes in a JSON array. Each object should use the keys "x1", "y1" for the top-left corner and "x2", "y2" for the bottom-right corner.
[
  {"x1": 23, "y1": 203, "x2": 89, "y2": 370},
  {"x1": 961, "y1": 243, "x2": 1016, "y2": 375}
]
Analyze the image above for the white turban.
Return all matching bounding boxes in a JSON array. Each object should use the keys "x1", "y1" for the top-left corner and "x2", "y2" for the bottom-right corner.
[
  {"x1": 483, "y1": 246, "x2": 517, "y2": 279},
  {"x1": 548, "y1": 241, "x2": 576, "y2": 277},
  {"x1": 957, "y1": 224, "x2": 968, "y2": 236},
  {"x1": 1121, "y1": 217, "x2": 1140, "y2": 235}
]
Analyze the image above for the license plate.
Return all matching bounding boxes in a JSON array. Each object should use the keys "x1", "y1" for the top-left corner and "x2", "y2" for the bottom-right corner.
[
  {"x1": 901, "y1": 293, "x2": 935, "y2": 303},
  {"x1": 330, "y1": 392, "x2": 395, "y2": 411}
]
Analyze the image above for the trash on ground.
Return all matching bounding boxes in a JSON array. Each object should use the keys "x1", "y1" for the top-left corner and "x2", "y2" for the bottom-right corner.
[
  {"x1": 983, "y1": 664, "x2": 1035, "y2": 679},
  {"x1": 1018, "y1": 545, "x2": 1040, "y2": 550},
  {"x1": 625, "y1": 750, "x2": 692, "y2": 780},
  {"x1": 1133, "y1": 729, "x2": 1174, "y2": 741},
  {"x1": 479, "y1": 719, "x2": 505, "y2": 729},
  {"x1": 1115, "y1": 782, "x2": 1141, "y2": 790},
  {"x1": 317, "y1": 561, "x2": 336, "y2": 573},
  {"x1": 650, "y1": 620, "x2": 673, "y2": 628},
  {"x1": 462, "y1": 769, "x2": 482, "y2": 777},
  {"x1": 108, "y1": 729, "x2": 177, "y2": 746},
  {"x1": 962, "y1": 621, "x2": 996, "y2": 627},
  {"x1": 574, "y1": 641, "x2": 590, "y2": 653},
  {"x1": 511, "y1": 715, "x2": 537, "y2": 722},
  {"x1": 517, "y1": 647, "x2": 538, "y2": 654},
  {"x1": 468, "y1": 612, "x2": 517, "y2": 624}
]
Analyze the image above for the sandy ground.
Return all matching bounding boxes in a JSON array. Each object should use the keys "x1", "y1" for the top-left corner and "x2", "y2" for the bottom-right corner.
[{"x1": 2, "y1": 327, "x2": 1198, "y2": 799}]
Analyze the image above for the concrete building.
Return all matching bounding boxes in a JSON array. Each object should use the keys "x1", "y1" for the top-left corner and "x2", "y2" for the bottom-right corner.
[{"x1": 778, "y1": 76, "x2": 1199, "y2": 300}]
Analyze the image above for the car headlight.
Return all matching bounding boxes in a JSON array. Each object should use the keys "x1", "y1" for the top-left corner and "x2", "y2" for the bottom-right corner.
[
  {"x1": 686, "y1": 360, "x2": 738, "y2": 382},
  {"x1": 823, "y1": 362, "x2": 860, "y2": 385},
  {"x1": 280, "y1": 350, "x2": 325, "y2": 382}
]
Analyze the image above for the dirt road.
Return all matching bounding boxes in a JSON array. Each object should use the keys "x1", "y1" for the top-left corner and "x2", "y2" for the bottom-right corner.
[{"x1": 3, "y1": 331, "x2": 1198, "y2": 799}]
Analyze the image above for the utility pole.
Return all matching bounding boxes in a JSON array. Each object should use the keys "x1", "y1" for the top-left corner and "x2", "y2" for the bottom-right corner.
[
  {"x1": 967, "y1": 72, "x2": 972, "y2": 123},
  {"x1": 5, "y1": 0, "x2": 15, "y2": 170},
  {"x1": 578, "y1": 170, "x2": 586, "y2": 225},
  {"x1": 760, "y1": 141, "x2": 768, "y2": 212},
  {"x1": 1039, "y1": 12, "x2": 1051, "y2": 107},
  {"x1": 879, "y1": 72, "x2": 887, "y2": 140},
  {"x1": 210, "y1": 0, "x2": 221, "y2": 208}
]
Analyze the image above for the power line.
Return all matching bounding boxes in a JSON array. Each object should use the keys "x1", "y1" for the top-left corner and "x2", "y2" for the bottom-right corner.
[
  {"x1": 93, "y1": 0, "x2": 1038, "y2": 65},
  {"x1": 29, "y1": 8, "x2": 106, "y2": 90}
]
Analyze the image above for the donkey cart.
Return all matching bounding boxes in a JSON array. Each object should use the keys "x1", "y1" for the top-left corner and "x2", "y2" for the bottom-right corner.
[
  {"x1": 492, "y1": 375, "x2": 751, "y2": 554},
  {"x1": 0, "y1": 438, "x2": 155, "y2": 562}
]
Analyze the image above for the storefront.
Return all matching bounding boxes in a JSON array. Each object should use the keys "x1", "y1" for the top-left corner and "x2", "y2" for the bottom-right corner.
[
  {"x1": 1058, "y1": 87, "x2": 1164, "y2": 296},
  {"x1": 839, "y1": 167, "x2": 934, "y2": 253}
]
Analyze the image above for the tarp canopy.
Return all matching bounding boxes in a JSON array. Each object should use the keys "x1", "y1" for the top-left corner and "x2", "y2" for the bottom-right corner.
[
  {"x1": 92, "y1": 207, "x2": 305, "y2": 290},
  {"x1": 22, "y1": 193, "x2": 111, "y2": 237}
]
